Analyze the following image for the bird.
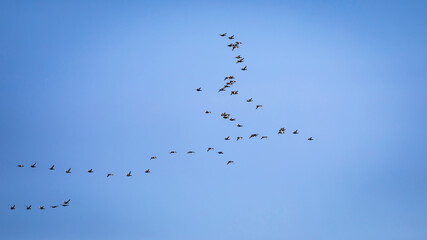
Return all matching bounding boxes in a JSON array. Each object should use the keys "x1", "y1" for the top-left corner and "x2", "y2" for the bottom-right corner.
[
  {"x1": 64, "y1": 199, "x2": 71, "y2": 204},
  {"x1": 241, "y1": 66, "x2": 247, "y2": 71},
  {"x1": 224, "y1": 136, "x2": 230, "y2": 140},
  {"x1": 236, "y1": 137, "x2": 243, "y2": 141},
  {"x1": 229, "y1": 118, "x2": 236, "y2": 121},
  {"x1": 217, "y1": 151, "x2": 224, "y2": 154},
  {"x1": 61, "y1": 204, "x2": 69, "y2": 207},
  {"x1": 88, "y1": 169, "x2": 93, "y2": 173},
  {"x1": 205, "y1": 110, "x2": 211, "y2": 114},
  {"x1": 236, "y1": 55, "x2": 242, "y2": 59},
  {"x1": 261, "y1": 136, "x2": 268, "y2": 140},
  {"x1": 308, "y1": 137, "x2": 313, "y2": 141},
  {"x1": 39, "y1": 206, "x2": 45, "y2": 210},
  {"x1": 278, "y1": 128, "x2": 285, "y2": 134},
  {"x1": 236, "y1": 58, "x2": 244, "y2": 63},
  {"x1": 235, "y1": 41, "x2": 242, "y2": 45},
  {"x1": 246, "y1": 98, "x2": 253, "y2": 102},
  {"x1": 50, "y1": 205, "x2": 58, "y2": 209},
  {"x1": 237, "y1": 124, "x2": 243, "y2": 127},
  {"x1": 220, "y1": 33, "x2": 227, "y2": 37},
  {"x1": 49, "y1": 165, "x2": 55, "y2": 170},
  {"x1": 227, "y1": 161, "x2": 234, "y2": 165},
  {"x1": 145, "y1": 169, "x2": 150, "y2": 173},
  {"x1": 207, "y1": 148, "x2": 214, "y2": 152},
  {"x1": 126, "y1": 171, "x2": 132, "y2": 177},
  {"x1": 232, "y1": 44, "x2": 239, "y2": 51},
  {"x1": 227, "y1": 43, "x2": 233, "y2": 47},
  {"x1": 187, "y1": 151, "x2": 195, "y2": 154},
  {"x1": 228, "y1": 35, "x2": 234, "y2": 39},
  {"x1": 65, "y1": 168, "x2": 71, "y2": 173},
  {"x1": 107, "y1": 173, "x2": 114, "y2": 177},
  {"x1": 223, "y1": 115, "x2": 230, "y2": 119},
  {"x1": 293, "y1": 130, "x2": 298, "y2": 134},
  {"x1": 16, "y1": 165, "x2": 24, "y2": 168},
  {"x1": 150, "y1": 156, "x2": 157, "y2": 160},
  {"x1": 218, "y1": 88, "x2": 225, "y2": 92},
  {"x1": 256, "y1": 105, "x2": 262, "y2": 109},
  {"x1": 196, "y1": 87, "x2": 202, "y2": 91},
  {"x1": 230, "y1": 91, "x2": 238, "y2": 95},
  {"x1": 30, "y1": 163, "x2": 36, "y2": 168},
  {"x1": 25, "y1": 205, "x2": 31, "y2": 210},
  {"x1": 9, "y1": 205, "x2": 15, "y2": 210},
  {"x1": 249, "y1": 134, "x2": 258, "y2": 139},
  {"x1": 170, "y1": 151, "x2": 177, "y2": 154}
]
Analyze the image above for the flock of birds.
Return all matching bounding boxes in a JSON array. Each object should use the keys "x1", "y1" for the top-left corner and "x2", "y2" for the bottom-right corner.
[{"x1": 8, "y1": 33, "x2": 314, "y2": 211}]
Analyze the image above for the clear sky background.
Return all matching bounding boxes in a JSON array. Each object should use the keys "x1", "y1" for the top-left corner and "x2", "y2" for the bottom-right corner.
[{"x1": 0, "y1": 1, "x2": 426, "y2": 239}]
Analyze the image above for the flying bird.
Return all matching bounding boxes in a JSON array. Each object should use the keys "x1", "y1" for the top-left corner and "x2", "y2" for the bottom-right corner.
[
  {"x1": 170, "y1": 151, "x2": 177, "y2": 154},
  {"x1": 30, "y1": 163, "x2": 36, "y2": 168},
  {"x1": 65, "y1": 168, "x2": 71, "y2": 173},
  {"x1": 187, "y1": 151, "x2": 195, "y2": 154},
  {"x1": 207, "y1": 148, "x2": 214, "y2": 152},
  {"x1": 278, "y1": 128, "x2": 285, "y2": 134},
  {"x1": 293, "y1": 130, "x2": 298, "y2": 134},
  {"x1": 145, "y1": 169, "x2": 150, "y2": 173},
  {"x1": 150, "y1": 156, "x2": 157, "y2": 160},
  {"x1": 227, "y1": 161, "x2": 234, "y2": 165},
  {"x1": 235, "y1": 41, "x2": 242, "y2": 45},
  {"x1": 39, "y1": 206, "x2": 45, "y2": 210},
  {"x1": 25, "y1": 205, "x2": 31, "y2": 210},
  {"x1": 220, "y1": 33, "x2": 227, "y2": 37},
  {"x1": 230, "y1": 91, "x2": 238, "y2": 95},
  {"x1": 241, "y1": 66, "x2": 247, "y2": 71},
  {"x1": 9, "y1": 205, "x2": 15, "y2": 210},
  {"x1": 218, "y1": 88, "x2": 225, "y2": 92},
  {"x1": 237, "y1": 124, "x2": 243, "y2": 127},
  {"x1": 236, "y1": 58, "x2": 244, "y2": 63},
  {"x1": 227, "y1": 43, "x2": 233, "y2": 47},
  {"x1": 235, "y1": 55, "x2": 242, "y2": 59},
  {"x1": 49, "y1": 165, "x2": 55, "y2": 170},
  {"x1": 228, "y1": 35, "x2": 234, "y2": 39},
  {"x1": 196, "y1": 87, "x2": 202, "y2": 91},
  {"x1": 217, "y1": 151, "x2": 224, "y2": 154},
  {"x1": 205, "y1": 110, "x2": 211, "y2": 114},
  {"x1": 256, "y1": 105, "x2": 262, "y2": 109},
  {"x1": 224, "y1": 136, "x2": 230, "y2": 140},
  {"x1": 232, "y1": 44, "x2": 239, "y2": 51},
  {"x1": 261, "y1": 136, "x2": 268, "y2": 140},
  {"x1": 126, "y1": 171, "x2": 132, "y2": 177},
  {"x1": 249, "y1": 134, "x2": 258, "y2": 139},
  {"x1": 247, "y1": 98, "x2": 253, "y2": 102},
  {"x1": 229, "y1": 118, "x2": 236, "y2": 121},
  {"x1": 88, "y1": 169, "x2": 93, "y2": 173},
  {"x1": 107, "y1": 173, "x2": 114, "y2": 177},
  {"x1": 61, "y1": 204, "x2": 69, "y2": 207},
  {"x1": 236, "y1": 137, "x2": 243, "y2": 141},
  {"x1": 50, "y1": 205, "x2": 58, "y2": 209},
  {"x1": 308, "y1": 137, "x2": 314, "y2": 141},
  {"x1": 64, "y1": 199, "x2": 71, "y2": 204},
  {"x1": 16, "y1": 165, "x2": 24, "y2": 168}
]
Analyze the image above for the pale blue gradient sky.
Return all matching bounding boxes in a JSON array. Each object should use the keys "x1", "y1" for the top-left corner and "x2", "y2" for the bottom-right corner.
[{"x1": 0, "y1": 1, "x2": 426, "y2": 239}]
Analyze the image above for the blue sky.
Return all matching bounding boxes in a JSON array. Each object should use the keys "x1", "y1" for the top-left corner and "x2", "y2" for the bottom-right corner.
[{"x1": 0, "y1": 0, "x2": 426, "y2": 239}]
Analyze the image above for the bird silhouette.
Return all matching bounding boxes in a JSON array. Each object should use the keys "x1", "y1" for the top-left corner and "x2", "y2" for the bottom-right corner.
[
  {"x1": 196, "y1": 87, "x2": 202, "y2": 91},
  {"x1": 30, "y1": 163, "x2": 36, "y2": 168},
  {"x1": 236, "y1": 137, "x2": 243, "y2": 141},
  {"x1": 229, "y1": 118, "x2": 236, "y2": 121},
  {"x1": 218, "y1": 87, "x2": 225, "y2": 92},
  {"x1": 247, "y1": 98, "x2": 253, "y2": 102},
  {"x1": 150, "y1": 156, "x2": 157, "y2": 160},
  {"x1": 25, "y1": 205, "x2": 31, "y2": 210},
  {"x1": 61, "y1": 204, "x2": 69, "y2": 207},
  {"x1": 205, "y1": 110, "x2": 211, "y2": 114},
  {"x1": 50, "y1": 205, "x2": 58, "y2": 208},
  {"x1": 293, "y1": 130, "x2": 298, "y2": 134},
  {"x1": 88, "y1": 169, "x2": 93, "y2": 173},
  {"x1": 261, "y1": 136, "x2": 268, "y2": 140},
  {"x1": 236, "y1": 58, "x2": 244, "y2": 63},
  {"x1": 241, "y1": 66, "x2": 247, "y2": 71},
  {"x1": 126, "y1": 171, "x2": 132, "y2": 177},
  {"x1": 237, "y1": 124, "x2": 243, "y2": 127},
  {"x1": 217, "y1": 151, "x2": 224, "y2": 154},
  {"x1": 256, "y1": 105, "x2": 262, "y2": 109},
  {"x1": 49, "y1": 165, "x2": 55, "y2": 170},
  {"x1": 230, "y1": 91, "x2": 238, "y2": 95},
  {"x1": 107, "y1": 173, "x2": 114, "y2": 177},
  {"x1": 9, "y1": 205, "x2": 15, "y2": 210},
  {"x1": 207, "y1": 148, "x2": 214, "y2": 152},
  {"x1": 39, "y1": 206, "x2": 45, "y2": 210},
  {"x1": 227, "y1": 161, "x2": 234, "y2": 165},
  {"x1": 187, "y1": 151, "x2": 195, "y2": 154},
  {"x1": 236, "y1": 55, "x2": 242, "y2": 59},
  {"x1": 228, "y1": 35, "x2": 234, "y2": 39},
  {"x1": 16, "y1": 165, "x2": 24, "y2": 168},
  {"x1": 249, "y1": 134, "x2": 258, "y2": 139},
  {"x1": 224, "y1": 136, "x2": 230, "y2": 140},
  {"x1": 170, "y1": 151, "x2": 177, "y2": 154},
  {"x1": 145, "y1": 169, "x2": 150, "y2": 173},
  {"x1": 278, "y1": 128, "x2": 285, "y2": 134},
  {"x1": 64, "y1": 199, "x2": 71, "y2": 204},
  {"x1": 220, "y1": 33, "x2": 227, "y2": 37},
  {"x1": 65, "y1": 168, "x2": 71, "y2": 173},
  {"x1": 308, "y1": 137, "x2": 313, "y2": 141}
]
